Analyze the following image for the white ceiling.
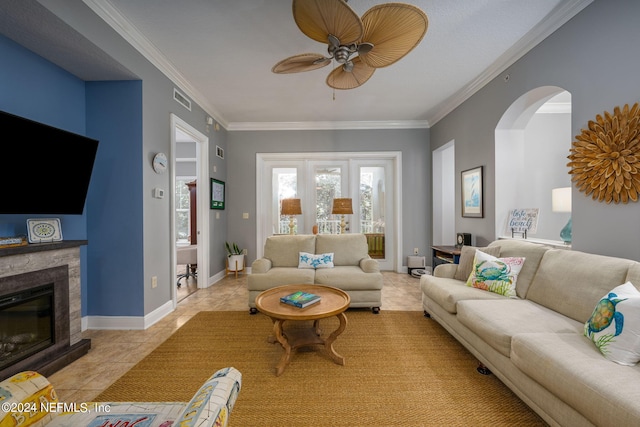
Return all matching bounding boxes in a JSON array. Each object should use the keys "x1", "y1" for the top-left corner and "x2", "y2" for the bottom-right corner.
[{"x1": 2, "y1": 0, "x2": 592, "y2": 130}]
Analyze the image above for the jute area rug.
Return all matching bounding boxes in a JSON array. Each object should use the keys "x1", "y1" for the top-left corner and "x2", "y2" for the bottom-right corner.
[{"x1": 97, "y1": 311, "x2": 547, "y2": 426}]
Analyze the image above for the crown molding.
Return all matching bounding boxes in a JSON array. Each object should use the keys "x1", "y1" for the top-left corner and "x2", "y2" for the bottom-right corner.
[
  {"x1": 82, "y1": 0, "x2": 229, "y2": 129},
  {"x1": 226, "y1": 120, "x2": 430, "y2": 131},
  {"x1": 426, "y1": 0, "x2": 592, "y2": 126},
  {"x1": 84, "y1": 0, "x2": 590, "y2": 132}
]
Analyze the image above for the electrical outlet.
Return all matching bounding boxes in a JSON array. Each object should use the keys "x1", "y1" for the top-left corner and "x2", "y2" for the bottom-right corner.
[
  {"x1": 151, "y1": 276, "x2": 157, "y2": 288},
  {"x1": 414, "y1": 248, "x2": 419, "y2": 255}
]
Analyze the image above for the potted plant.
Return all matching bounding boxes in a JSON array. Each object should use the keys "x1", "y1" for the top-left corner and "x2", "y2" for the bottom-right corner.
[{"x1": 225, "y1": 241, "x2": 245, "y2": 272}]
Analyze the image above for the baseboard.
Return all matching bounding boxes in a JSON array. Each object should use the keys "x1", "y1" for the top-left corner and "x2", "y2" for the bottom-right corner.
[
  {"x1": 82, "y1": 269, "x2": 254, "y2": 331},
  {"x1": 83, "y1": 300, "x2": 174, "y2": 330}
]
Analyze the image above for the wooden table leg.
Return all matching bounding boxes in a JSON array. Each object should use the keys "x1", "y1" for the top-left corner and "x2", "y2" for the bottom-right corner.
[
  {"x1": 267, "y1": 313, "x2": 347, "y2": 375},
  {"x1": 324, "y1": 312, "x2": 347, "y2": 365},
  {"x1": 272, "y1": 319, "x2": 291, "y2": 376}
]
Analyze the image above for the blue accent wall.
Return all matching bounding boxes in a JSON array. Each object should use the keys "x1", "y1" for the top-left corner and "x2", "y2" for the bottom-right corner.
[
  {"x1": 0, "y1": 35, "x2": 144, "y2": 317},
  {"x1": 86, "y1": 81, "x2": 143, "y2": 316},
  {"x1": 0, "y1": 36, "x2": 85, "y2": 130},
  {"x1": 0, "y1": 35, "x2": 91, "y2": 312}
]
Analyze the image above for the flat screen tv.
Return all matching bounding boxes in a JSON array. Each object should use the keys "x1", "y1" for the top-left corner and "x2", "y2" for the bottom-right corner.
[{"x1": 0, "y1": 110, "x2": 99, "y2": 215}]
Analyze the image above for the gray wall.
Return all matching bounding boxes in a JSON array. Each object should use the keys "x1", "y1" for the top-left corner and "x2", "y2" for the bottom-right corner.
[
  {"x1": 227, "y1": 128, "x2": 430, "y2": 268},
  {"x1": 430, "y1": 0, "x2": 640, "y2": 260}
]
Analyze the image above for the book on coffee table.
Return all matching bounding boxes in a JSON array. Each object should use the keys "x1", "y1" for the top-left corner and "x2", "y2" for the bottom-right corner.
[{"x1": 280, "y1": 291, "x2": 321, "y2": 308}]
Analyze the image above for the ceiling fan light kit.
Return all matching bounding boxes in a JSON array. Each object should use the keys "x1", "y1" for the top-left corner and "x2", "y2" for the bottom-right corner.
[{"x1": 273, "y1": 0, "x2": 428, "y2": 90}]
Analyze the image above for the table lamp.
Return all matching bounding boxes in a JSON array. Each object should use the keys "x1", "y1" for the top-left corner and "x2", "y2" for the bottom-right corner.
[
  {"x1": 331, "y1": 198, "x2": 353, "y2": 234},
  {"x1": 552, "y1": 187, "x2": 572, "y2": 244},
  {"x1": 281, "y1": 198, "x2": 302, "y2": 234}
]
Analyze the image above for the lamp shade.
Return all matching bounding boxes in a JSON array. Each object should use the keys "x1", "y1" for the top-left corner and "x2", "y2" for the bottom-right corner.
[
  {"x1": 332, "y1": 198, "x2": 353, "y2": 215},
  {"x1": 552, "y1": 187, "x2": 572, "y2": 213},
  {"x1": 281, "y1": 198, "x2": 302, "y2": 216}
]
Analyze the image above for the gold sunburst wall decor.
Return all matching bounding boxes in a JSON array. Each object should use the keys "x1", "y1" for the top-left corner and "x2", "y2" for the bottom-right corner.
[{"x1": 567, "y1": 103, "x2": 640, "y2": 204}]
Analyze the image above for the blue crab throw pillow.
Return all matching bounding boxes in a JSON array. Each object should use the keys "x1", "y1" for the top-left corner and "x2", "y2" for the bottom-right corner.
[
  {"x1": 465, "y1": 250, "x2": 525, "y2": 298},
  {"x1": 298, "y1": 252, "x2": 334, "y2": 269},
  {"x1": 584, "y1": 281, "x2": 640, "y2": 366}
]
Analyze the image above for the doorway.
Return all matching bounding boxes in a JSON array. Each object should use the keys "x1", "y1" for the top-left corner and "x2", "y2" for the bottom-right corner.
[
  {"x1": 170, "y1": 114, "x2": 209, "y2": 305},
  {"x1": 495, "y1": 88, "x2": 571, "y2": 242},
  {"x1": 432, "y1": 141, "x2": 455, "y2": 246}
]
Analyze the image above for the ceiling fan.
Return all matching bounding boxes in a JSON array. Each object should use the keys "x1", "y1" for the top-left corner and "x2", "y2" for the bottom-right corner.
[{"x1": 272, "y1": 0, "x2": 429, "y2": 90}]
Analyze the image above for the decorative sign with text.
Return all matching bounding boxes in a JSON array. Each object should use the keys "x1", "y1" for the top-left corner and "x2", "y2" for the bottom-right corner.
[{"x1": 507, "y1": 208, "x2": 539, "y2": 234}]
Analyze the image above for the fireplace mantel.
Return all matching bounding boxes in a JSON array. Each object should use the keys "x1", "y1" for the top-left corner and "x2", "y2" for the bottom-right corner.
[
  {"x1": 0, "y1": 240, "x2": 87, "y2": 258},
  {"x1": 0, "y1": 240, "x2": 90, "y2": 378}
]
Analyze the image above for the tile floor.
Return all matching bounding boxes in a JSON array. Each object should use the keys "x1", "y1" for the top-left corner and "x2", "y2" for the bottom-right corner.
[{"x1": 48, "y1": 271, "x2": 424, "y2": 402}]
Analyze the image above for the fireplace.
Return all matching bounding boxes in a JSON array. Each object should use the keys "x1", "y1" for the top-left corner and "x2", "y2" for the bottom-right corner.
[
  {"x1": 0, "y1": 241, "x2": 90, "y2": 380},
  {"x1": 0, "y1": 283, "x2": 54, "y2": 371}
]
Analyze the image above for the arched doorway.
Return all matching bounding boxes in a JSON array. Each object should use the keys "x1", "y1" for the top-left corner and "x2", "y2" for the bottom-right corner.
[{"x1": 495, "y1": 87, "x2": 572, "y2": 244}]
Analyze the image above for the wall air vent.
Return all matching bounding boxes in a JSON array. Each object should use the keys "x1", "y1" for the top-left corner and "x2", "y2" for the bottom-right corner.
[{"x1": 173, "y1": 88, "x2": 191, "y2": 111}]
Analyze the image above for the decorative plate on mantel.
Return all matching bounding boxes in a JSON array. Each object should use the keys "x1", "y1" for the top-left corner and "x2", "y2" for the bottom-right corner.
[{"x1": 26, "y1": 218, "x2": 63, "y2": 243}]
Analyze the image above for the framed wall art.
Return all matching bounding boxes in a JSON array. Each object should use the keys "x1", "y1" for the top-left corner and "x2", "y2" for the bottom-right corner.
[
  {"x1": 210, "y1": 178, "x2": 225, "y2": 210},
  {"x1": 461, "y1": 166, "x2": 483, "y2": 218},
  {"x1": 26, "y1": 218, "x2": 63, "y2": 243}
]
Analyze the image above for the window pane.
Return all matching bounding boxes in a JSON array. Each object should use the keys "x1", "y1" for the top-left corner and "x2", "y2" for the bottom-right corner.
[
  {"x1": 315, "y1": 167, "x2": 341, "y2": 234},
  {"x1": 274, "y1": 168, "x2": 297, "y2": 234},
  {"x1": 361, "y1": 166, "x2": 385, "y2": 258},
  {"x1": 175, "y1": 178, "x2": 193, "y2": 244}
]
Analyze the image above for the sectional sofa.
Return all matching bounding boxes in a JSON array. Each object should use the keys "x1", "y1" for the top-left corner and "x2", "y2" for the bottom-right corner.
[
  {"x1": 421, "y1": 239, "x2": 640, "y2": 427},
  {"x1": 248, "y1": 234, "x2": 383, "y2": 313}
]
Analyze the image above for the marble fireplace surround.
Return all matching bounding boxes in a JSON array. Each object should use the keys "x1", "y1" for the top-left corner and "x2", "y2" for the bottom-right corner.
[{"x1": 0, "y1": 241, "x2": 90, "y2": 379}]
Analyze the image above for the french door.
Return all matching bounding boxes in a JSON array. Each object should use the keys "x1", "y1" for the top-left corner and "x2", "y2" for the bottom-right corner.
[{"x1": 257, "y1": 152, "x2": 401, "y2": 271}]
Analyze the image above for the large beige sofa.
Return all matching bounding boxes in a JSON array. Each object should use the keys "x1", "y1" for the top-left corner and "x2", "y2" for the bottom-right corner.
[
  {"x1": 421, "y1": 239, "x2": 640, "y2": 427},
  {"x1": 248, "y1": 234, "x2": 383, "y2": 313}
]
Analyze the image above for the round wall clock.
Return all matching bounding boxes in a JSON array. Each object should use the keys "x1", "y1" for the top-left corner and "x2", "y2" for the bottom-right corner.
[{"x1": 153, "y1": 152, "x2": 168, "y2": 174}]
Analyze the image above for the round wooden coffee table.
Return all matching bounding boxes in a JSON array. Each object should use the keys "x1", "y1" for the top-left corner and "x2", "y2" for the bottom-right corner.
[{"x1": 255, "y1": 284, "x2": 350, "y2": 376}]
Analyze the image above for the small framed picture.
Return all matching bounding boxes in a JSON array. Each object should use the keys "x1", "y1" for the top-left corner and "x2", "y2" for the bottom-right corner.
[
  {"x1": 26, "y1": 218, "x2": 63, "y2": 243},
  {"x1": 461, "y1": 166, "x2": 483, "y2": 218},
  {"x1": 211, "y1": 178, "x2": 225, "y2": 210}
]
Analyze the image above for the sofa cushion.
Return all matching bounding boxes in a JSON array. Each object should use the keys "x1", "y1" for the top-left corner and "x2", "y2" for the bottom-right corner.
[
  {"x1": 511, "y1": 333, "x2": 640, "y2": 427},
  {"x1": 525, "y1": 249, "x2": 636, "y2": 323},
  {"x1": 584, "y1": 281, "x2": 640, "y2": 366},
  {"x1": 488, "y1": 239, "x2": 550, "y2": 298},
  {"x1": 454, "y1": 245, "x2": 501, "y2": 281},
  {"x1": 298, "y1": 252, "x2": 334, "y2": 269},
  {"x1": 314, "y1": 266, "x2": 383, "y2": 290},
  {"x1": 263, "y1": 235, "x2": 316, "y2": 267},
  {"x1": 246, "y1": 267, "x2": 315, "y2": 291},
  {"x1": 457, "y1": 299, "x2": 583, "y2": 357},
  {"x1": 421, "y1": 276, "x2": 505, "y2": 314},
  {"x1": 316, "y1": 234, "x2": 369, "y2": 266},
  {"x1": 465, "y1": 250, "x2": 525, "y2": 297}
]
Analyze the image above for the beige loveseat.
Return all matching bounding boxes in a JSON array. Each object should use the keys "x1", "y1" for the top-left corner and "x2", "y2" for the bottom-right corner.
[
  {"x1": 421, "y1": 239, "x2": 640, "y2": 427},
  {"x1": 248, "y1": 234, "x2": 383, "y2": 313}
]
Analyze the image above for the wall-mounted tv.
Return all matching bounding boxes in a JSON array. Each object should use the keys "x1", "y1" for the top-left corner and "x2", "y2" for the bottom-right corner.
[{"x1": 0, "y1": 111, "x2": 99, "y2": 215}]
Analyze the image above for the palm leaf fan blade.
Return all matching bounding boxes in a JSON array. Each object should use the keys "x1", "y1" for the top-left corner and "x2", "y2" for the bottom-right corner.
[
  {"x1": 359, "y1": 3, "x2": 428, "y2": 68},
  {"x1": 272, "y1": 53, "x2": 330, "y2": 73},
  {"x1": 326, "y1": 57, "x2": 375, "y2": 90},
  {"x1": 293, "y1": 0, "x2": 363, "y2": 45}
]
